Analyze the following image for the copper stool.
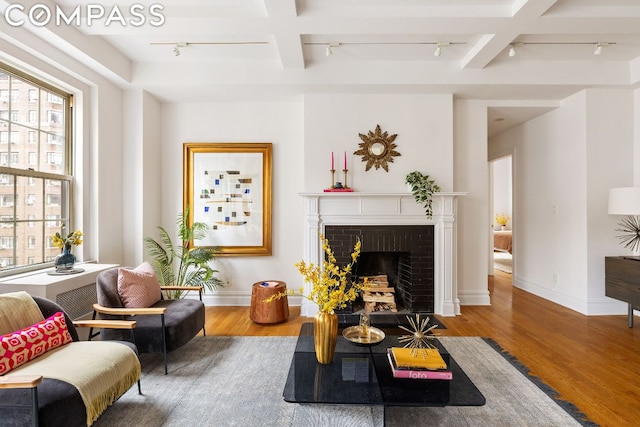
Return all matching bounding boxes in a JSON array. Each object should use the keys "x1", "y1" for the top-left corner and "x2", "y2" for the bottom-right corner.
[{"x1": 250, "y1": 281, "x2": 289, "y2": 324}]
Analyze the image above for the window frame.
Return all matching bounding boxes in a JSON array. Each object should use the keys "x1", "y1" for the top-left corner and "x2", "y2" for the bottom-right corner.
[{"x1": 0, "y1": 62, "x2": 73, "y2": 277}]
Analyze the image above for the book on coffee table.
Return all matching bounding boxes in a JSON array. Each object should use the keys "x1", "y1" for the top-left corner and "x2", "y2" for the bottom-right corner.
[
  {"x1": 390, "y1": 347, "x2": 448, "y2": 370},
  {"x1": 387, "y1": 349, "x2": 452, "y2": 380}
]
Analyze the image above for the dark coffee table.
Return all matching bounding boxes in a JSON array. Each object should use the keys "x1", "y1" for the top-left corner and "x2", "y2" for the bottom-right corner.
[{"x1": 283, "y1": 323, "x2": 485, "y2": 408}]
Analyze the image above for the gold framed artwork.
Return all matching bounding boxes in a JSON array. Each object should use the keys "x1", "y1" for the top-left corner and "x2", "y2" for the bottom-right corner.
[{"x1": 183, "y1": 142, "x2": 272, "y2": 256}]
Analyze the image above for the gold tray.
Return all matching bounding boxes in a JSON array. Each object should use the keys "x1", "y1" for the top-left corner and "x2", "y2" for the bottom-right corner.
[{"x1": 342, "y1": 326, "x2": 385, "y2": 346}]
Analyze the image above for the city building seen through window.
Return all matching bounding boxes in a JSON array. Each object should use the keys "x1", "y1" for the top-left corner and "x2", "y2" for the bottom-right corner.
[{"x1": 0, "y1": 63, "x2": 72, "y2": 275}]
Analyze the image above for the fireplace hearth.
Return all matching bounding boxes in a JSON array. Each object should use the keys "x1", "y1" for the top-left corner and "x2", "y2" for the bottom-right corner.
[{"x1": 324, "y1": 225, "x2": 435, "y2": 313}]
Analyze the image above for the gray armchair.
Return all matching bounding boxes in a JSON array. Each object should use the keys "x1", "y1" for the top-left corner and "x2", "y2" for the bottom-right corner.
[{"x1": 93, "y1": 267, "x2": 205, "y2": 374}]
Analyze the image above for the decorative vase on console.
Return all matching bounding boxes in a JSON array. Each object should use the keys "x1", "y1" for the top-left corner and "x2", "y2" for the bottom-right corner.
[{"x1": 55, "y1": 244, "x2": 76, "y2": 272}]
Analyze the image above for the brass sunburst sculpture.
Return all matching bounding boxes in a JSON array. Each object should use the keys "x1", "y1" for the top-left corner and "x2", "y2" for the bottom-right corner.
[
  {"x1": 398, "y1": 314, "x2": 439, "y2": 358},
  {"x1": 354, "y1": 124, "x2": 401, "y2": 172}
]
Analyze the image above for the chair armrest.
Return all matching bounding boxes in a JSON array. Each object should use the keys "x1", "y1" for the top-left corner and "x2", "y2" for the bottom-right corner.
[
  {"x1": 73, "y1": 319, "x2": 137, "y2": 330},
  {"x1": 160, "y1": 285, "x2": 203, "y2": 301},
  {"x1": 93, "y1": 303, "x2": 167, "y2": 316},
  {"x1": 160, "y1": 285, "x2": 203, "y2": 291},
  {"x1": 0, "y1": 375, "x2": 43, "y2": 389}
]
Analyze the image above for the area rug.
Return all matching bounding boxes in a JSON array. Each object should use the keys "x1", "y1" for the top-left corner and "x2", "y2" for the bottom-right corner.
[
  {"x1": 93, "y1": 336, "x2": 595, "y2": 427},
  {"x1": 494, "y1": 252, "x2": 512, "y2": 274}
]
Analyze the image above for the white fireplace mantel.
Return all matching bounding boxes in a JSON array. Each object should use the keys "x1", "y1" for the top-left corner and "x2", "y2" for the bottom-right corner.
[{"x1": 300, "y1": 192, "x2": 465, "y2": 317}]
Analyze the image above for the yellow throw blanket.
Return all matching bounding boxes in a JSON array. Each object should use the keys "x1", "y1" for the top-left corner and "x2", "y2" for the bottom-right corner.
[
  {"x1": 0, "y1": 291, "x2": 44, "y2": 335},
  {"x1": 7, "y1": 341, "x2": 141, "y2": 426}
]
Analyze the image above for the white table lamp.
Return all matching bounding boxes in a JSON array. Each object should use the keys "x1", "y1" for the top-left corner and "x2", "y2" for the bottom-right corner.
[{"x1": 609, "y1": 187, "x2": 640, "y2": 215}]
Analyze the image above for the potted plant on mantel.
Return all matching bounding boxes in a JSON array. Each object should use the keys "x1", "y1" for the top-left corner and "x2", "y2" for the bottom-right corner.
[
  {"x1": 405, "y1": 171, "x2": 441, "y2": 218},
  {"x1": 144, "y1": 207, "x2": 223, "y2": 299}
]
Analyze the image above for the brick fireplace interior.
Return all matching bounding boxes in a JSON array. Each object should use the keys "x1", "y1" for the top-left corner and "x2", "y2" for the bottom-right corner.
[{"x1": 324, "y1": 225, "x2": 435, "y2": 316}]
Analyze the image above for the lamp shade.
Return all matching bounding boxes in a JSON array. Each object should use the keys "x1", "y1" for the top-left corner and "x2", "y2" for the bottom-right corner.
[{"x1": 608, "y1": 187, "x2": 640, "y2": 215}]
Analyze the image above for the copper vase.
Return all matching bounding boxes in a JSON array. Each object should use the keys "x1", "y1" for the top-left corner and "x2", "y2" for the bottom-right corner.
[{"x1": 313, "y1": 311, "x2": 338, "y2": 364}]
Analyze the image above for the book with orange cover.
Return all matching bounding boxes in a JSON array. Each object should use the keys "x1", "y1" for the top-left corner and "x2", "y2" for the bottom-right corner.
[{"x1": 390, "y1": 347, "x2": 447, "y2": 370}]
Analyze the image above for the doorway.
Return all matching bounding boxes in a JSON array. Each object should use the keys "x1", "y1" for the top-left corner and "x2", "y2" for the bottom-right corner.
[{"x1": 491, "y1": 156, "x2": 512, "y2": 277}]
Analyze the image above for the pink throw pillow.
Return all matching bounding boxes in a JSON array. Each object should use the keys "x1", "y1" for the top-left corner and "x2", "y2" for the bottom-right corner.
[
  {"x1": 0, "y1": 311, "x2": 73, "y2": 375},
  {"x1": 117, "y1": 262, "x2": 162, "y2": 308}
]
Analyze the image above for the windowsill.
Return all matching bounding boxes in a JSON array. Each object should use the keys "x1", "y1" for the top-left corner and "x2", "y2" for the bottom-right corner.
[{"x1": 0, "y1": 262, "x2": 118, "y2": 298}]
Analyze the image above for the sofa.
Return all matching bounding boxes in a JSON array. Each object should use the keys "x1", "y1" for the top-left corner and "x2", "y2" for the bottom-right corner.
[{"x1": 0, "y1": 292, "x2": 141, "y2": 427}]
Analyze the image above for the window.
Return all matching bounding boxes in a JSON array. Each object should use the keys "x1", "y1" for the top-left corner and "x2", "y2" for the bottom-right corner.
[
  {"x1": 0, "y1": 65, "x2": 72, "y2": 275},
  {"x1": 46, "y1": 194, "x2": 61, "y2": 206},
  {"x1": 47, "y1": 134, "x2": 62, "y2": 145},
  {"x1": 0, "y1": 215, "x2": 11, "y2": 227},
  {"x1": 0, "y1": 236, "x2": 14, "y2": 249},
  {"x1": 47, "y1": 152, "x2": 62, "y2": 165},
  {"x1": 0, "y1": 194, "x2": 14, "y2": 207},
  {"x1": 46, "y1": 214, "x2": 60, "y2": 227},
  {"x1": 47, "y1": 110, "x2": 62, "y2": 124}
]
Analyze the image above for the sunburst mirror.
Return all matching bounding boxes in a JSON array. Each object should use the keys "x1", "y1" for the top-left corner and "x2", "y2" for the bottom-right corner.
[{"x1": 354, "y1": 124, "x2": 401, "y2": 172}]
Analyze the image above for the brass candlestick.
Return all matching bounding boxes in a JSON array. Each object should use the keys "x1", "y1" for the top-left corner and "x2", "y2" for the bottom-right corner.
[
  {"x1": 330, "y1": 169, "x2": 336, "y2": 188},
  {"x1": 342, "y1": 169, "x2": 350, "y2": 189}
]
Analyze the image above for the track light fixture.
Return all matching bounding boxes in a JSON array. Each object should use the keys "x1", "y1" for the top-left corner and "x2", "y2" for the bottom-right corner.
[
  {"x1": 434, "y1": 42, "x2": 450, "y2": 57},
  {"x1": 594, "y1": 43, "x2": 604, "y2": 55},
  {"x1": 173, "y1": 42, "x2": 188, "y2": 56},
  {"x1": 505, "y1": 41, "x2": 614, "y2": 58},
  {"x1": 304, "y1": 41, "x2": 464, "y2": 58},
  {"x1": 325, "y1": 42, "x2": 340, "y2": 57},
  {"x1": 151, "y1": 41, "x2": 269, "y2": 57}
]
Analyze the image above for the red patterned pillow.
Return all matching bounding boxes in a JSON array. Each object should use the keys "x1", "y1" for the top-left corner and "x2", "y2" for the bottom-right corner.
[
  {"x1": 0, "y1": 311, "x2": 73, "y2": 375},
  {"x1": 117, "y1": 262, "x2": 162, "y2": 308}
]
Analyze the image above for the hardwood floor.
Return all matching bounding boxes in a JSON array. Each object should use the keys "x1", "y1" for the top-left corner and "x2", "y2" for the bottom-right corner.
[{"x1": 204, "y1": 270, "x2": 640, "y2": 427}]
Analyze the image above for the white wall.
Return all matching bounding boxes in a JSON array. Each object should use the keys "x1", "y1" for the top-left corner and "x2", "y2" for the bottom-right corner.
[
  {"x1": 122, "y1": 90, "x2": 162, "y2": 264},
  {"x1": 152, "y1": 94, "x2": 456, "y2": 305},
  {"x1": 303, "y1": 94, "x2": 454, "y2": 193},
  {"x1": 158, "y1": 102, "x2": 305, "y2": 305},
  {"x1": 490, "y1": 89, "x2": 634, "y2": 314},
  {"x1": 454, "y1": 100, "x2": 491, "y2": 307},
  {"x1": 585, "y1": 89, "x2": 635, "y2": 313}
]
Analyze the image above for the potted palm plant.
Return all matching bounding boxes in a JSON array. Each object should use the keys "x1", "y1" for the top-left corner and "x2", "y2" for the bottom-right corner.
[
  {"x1": 144, "y1": 207, "x2": 223, "y2": 298},
  {"x1": 405, "y1": 171, "x2": 441, "y2": 218}
]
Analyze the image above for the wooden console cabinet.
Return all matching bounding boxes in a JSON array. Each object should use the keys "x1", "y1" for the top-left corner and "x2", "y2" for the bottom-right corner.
[{"x1": 605, "y1": 256, "x2": 640, "y2": 327}]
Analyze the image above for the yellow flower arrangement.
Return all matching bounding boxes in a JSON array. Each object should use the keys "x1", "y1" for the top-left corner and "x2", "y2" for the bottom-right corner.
[
  {"x1": 267, "y1": 235, "x2": 365, "y2": 314},
  {"x1": 495, "y1": 213, "x2": 510, "y2": 226},
  {"x1": 52, "y1": 226, "x2": 83, "y2": 249}
]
